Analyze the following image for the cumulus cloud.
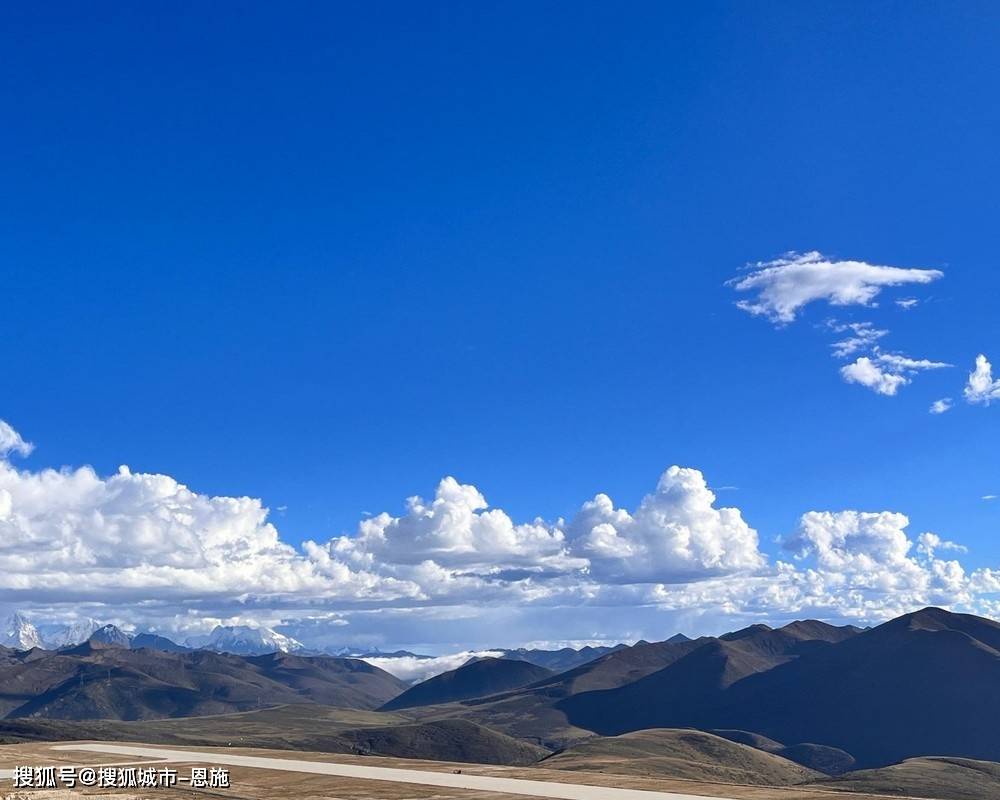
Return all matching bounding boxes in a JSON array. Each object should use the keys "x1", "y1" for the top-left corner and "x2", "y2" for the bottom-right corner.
[
  {"x1": 840, "y1": 351, "x2": 950, "y2": 396},
  {"x1": 729, "y1": 251, "x2": 943, "y2": 324},
  {"x1": 0, "y1": 421, "x2": 33, "y2": 459},
  {"x1": 778, "y1": 512, "x2": 976, "y2": 615},
  {"x1": 0, "y1": 455, "x2": 420, "y2": 608},
  {"x1": 930, "y1": 398, "x2": 953, "y2": 415},
  {"x1": 3, "y1": 417, "x2": 1000, "y2": 647},
  {"x1": 840, "y1": 357, "x2": 910, "y2": 395},
  {"x1": 327, "y1": 477, "x2": 583, "y2": 576},
  {"x1": 964, "y1": 354, "x2": 1000, "y2": 406},
  {"x1": 566, "y1": 466, "x2": 765, "y2": 583}
]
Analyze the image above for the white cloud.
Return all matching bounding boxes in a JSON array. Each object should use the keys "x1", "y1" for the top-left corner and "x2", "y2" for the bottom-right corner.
[
  {"x1": 0, "y1": 455, "x2": 420, "y2": 608},
  {"x1": 916, "y1": 531, "x2": 967, "y2": 557},
  {"x1": 729, "y1": 251, "x2": 943, "y2": 324},
  {"x1": 840, "y1": 357, "x2": 910, "y2": 396},
  {"x1": 0, "y1": 421, "x2": 33, "y2": 458},
  {"x1": 776, "y1": 512, "x2": 976, "y2": 615},
  {"x1": 896, "y1": 298, "x2": 920, "y2": 310},
  {"x1": 566, "y1": 466, "x2": 765, "y2": 583},
  {"x1": 840, "y1": 351, "x2": 950, "y2": 396},
  {"x1": 964, "y1": 354, "x2": 1000, "y2": 406},
  {"x1": 829, "y1": 322, "x2": 889, "y2": 358},
  {"x1": 930, "y1": 398, "x2": 953, "y2": 414},
  {"x1": 361, "y1": 650, "x2": 504, "y2": 683},
  {"x1": 875, "y1": 352, "x2": 950, "y2": 372},
  {"x1": 983, "y1": 495, "x2": 998, "y2": 502},
  {"x1": 4, "y1": 417, "x2": 1000, "y2": 647},
  {"x1": 327, "y1": 476, "x2": 583, "y2": 576}
]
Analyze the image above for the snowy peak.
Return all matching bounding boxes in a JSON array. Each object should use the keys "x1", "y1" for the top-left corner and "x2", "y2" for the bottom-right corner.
[
  {"x1": 0, "y1": 612, "x2": 43, "y2": 650},
  {"x1": 43, "y1": 618, "x2": 104, "y2": 649},
  {"x1": 204, "y1": 625, "x2": 304, "y2": 656},
  {"x1": 88, "y1": 624, "x2": 131, "y2": 648}
]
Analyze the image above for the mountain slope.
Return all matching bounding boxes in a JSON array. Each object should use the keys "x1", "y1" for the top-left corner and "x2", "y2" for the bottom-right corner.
[
  {"x1": 711, "y1": 607, "x2": 1000, "y2": 766},
  {"x1": 90, "y1": 625, "x2": 131, "y2": 647},
  {"x1": 43, "y1": 619, "x2": 103, "y2": 649},
  {"x1": 403, "y1": 620, "x2": 858, "y2": 748},
  {"x1": 541, "y1": 728, "x2": 820, "y2": 785},
  {"x1": 557, "y1": 620, "x2": 855, "y2": 735},
  {"x1": 558, "y1": 607, "x2": 1000, "y2": 768},
  {"x1": 0, "y1": 613, "x2": 43, "y2": 650},
  {"x1": 339, "y1": 718, "x2": 548, "y2": 765},
  {"x1": 0, "y1": 646, "x2": 405, "y2": 720},
  {"x1": 131, "y1": 633, "x2": 189, "y2": 652},
  {"x1": 809, "y1": 756, "x2": 1000, "y2": 800},
  {"x1": 382, "y1": 658, "x2": 553, "y2": 710},
  {"x1": 710, "y1": 729, "x2": 856, "y2": 775},
  {"x1": 204, "y1": 625, "x2": 304, "y2": 655}
]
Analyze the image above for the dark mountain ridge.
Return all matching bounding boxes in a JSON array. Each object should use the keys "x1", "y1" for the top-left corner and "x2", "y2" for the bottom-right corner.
[
  {"x1": 560, "y1": 607, "x2": 1000, "y2": 767},
  {"x1": 382, "y1": 658, "x2": 553, "y2": 710},
  {"x1": 0, "y1": 644, "x2": 406, "y2": 721}
]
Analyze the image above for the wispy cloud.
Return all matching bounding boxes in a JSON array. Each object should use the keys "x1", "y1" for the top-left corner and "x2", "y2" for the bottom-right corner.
[
  {"x1": 729, "y1": 251, "x2": 943, "y2": 324},
  {"x1": 841, "y1": 351, "x2": 950, "y2": 396},
  {"x1": 930, "y1": 398, "x2": 953, "y2": 414},
  {"x1": 0, "y1": 421, "x2": 33, "y2": 459},
  {"x1": 829, "y1": 321, "x2": 889, "y2": 358}
]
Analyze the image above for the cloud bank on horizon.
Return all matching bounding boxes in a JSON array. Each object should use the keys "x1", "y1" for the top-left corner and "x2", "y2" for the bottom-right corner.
[{"x1": 2, "y1": 418, "x2": 999, "y2": 651}]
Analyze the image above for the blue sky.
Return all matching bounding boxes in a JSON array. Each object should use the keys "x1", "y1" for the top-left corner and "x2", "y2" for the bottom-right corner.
[{"x1": 2, "y1": 3, "x2": 1000, "y2": 650}]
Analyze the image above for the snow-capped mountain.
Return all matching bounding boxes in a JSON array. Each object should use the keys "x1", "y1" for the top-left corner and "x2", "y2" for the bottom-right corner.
[
  {"x1": 201, "y1": 625, "x2": 304, "y2": 656},
  {"x1": 88, "y1": 624, "x2": 131, "y2": 648},
  {"x1": 0, "y1": 612, "x2": 43, "y2": 650},
  {"x1": 42, "y1": 618, "x2": 104, "y2": 649}
]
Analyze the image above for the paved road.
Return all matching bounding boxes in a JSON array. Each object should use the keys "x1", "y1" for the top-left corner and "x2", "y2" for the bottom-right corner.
[
  {"x1": 52, "y1": 743, "x2": 740, "y2": 800},
  {"x1": 0, "y1": 757, "x2": 168, "y2": 780}
]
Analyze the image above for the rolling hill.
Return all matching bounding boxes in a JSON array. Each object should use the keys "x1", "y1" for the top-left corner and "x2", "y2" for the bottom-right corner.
[
  {"x1": 338, "y1": 718, "x2": 548, "y2": 765},
  {"x1": 0, "y1": 644, "x2": 405, "y2": 720},
  {"x1": 540, "y1": 728, "x2": 821, "y2": 785},
  {"x1": 0, "y1": 704, "x2": 549, "y2": 766},
  {"x1": 809, "y1": 756, "x2": 1000, "y2": 800},
  {"x1": 558, "y1": 607, "x2": 1000, "y2": 767},
  {"x1": 382, "y1": 657, "x2": 553, "y2": 710},
  {"x1": 398, "y1": 618, "x2": 860, "y2": 748}
]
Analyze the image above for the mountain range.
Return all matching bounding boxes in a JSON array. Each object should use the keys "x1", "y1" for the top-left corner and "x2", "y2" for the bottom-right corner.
[{"x1": 3, "y1": 606, "x2": 1000, "y2": 780}]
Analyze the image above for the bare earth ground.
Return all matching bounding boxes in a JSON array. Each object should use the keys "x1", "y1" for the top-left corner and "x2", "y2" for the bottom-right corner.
[{"x1": 0, "y1": 742, "x2": 928, "y2": 800}]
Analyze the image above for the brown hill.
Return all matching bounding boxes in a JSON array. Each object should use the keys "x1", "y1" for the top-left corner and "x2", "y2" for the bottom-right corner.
[
  {"x1": 540, "y1": 728, "x2": 820, "y2": 785},
  {"x1": 338, "y1": 718, "x2": 548, "y2": 765},
  {"x1": 560, "y1": 607, "x2": 1000, "y2": 768},
  {"x1": 403, "y1": 619, "x2": 858, "y2": 749},
  {"x1": 557, "y1": 619, "x2": 855, "y2": 736},
  {"x1": 810, "y1": 756, "x2": 1000, "y2": 800},
  {"x1": 710, "y1": 729, "x2": 856, "y2": 774},
  {"x1": 382, "y1": 658, "x2": 552, "y2": 711},
  {"x1": 0, "y1": 704, "x2": 548, "y2": 766},
  {"x1": 0, "y1": 646, "x2": 405, "y2": 720},
  {"x1": 713, "y1": 607, "x2": 1000, "y2": 767}
]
